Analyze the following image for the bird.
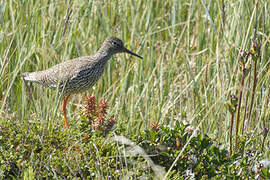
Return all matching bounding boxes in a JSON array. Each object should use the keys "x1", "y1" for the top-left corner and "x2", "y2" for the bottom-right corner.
[{"x1": 21, "y1": 37, "x2": 142, "y2": 128}]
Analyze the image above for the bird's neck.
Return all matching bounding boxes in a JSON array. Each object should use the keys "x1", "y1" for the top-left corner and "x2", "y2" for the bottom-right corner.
[{"x1": 95, "y1": 47, "x2": 113, "y2": 63}]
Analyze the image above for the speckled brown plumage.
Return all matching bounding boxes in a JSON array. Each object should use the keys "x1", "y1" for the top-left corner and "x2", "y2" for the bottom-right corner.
[{"x1": 22, "y1": 37, "x2": 142, "y2": 128}]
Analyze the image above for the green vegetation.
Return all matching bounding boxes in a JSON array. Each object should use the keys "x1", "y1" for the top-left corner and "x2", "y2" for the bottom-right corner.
[{"x1": 0, "y1": 0, "x2": 269, "y2": 179}]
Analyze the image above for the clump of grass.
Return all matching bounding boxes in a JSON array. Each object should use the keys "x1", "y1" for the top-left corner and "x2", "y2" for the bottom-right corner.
[{"x1": 228, "y1": 36, "x2": 266, "y2": 156}]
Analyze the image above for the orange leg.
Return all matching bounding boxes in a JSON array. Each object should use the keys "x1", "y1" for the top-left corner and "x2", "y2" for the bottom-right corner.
[{"x1": 62, "y1": 94, "x2": 71, "y2": 128}]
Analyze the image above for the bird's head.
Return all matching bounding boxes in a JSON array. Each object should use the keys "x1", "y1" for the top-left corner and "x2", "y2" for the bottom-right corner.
[{"x1": 102, "y1": 37, "x2": 142, "y2": 59}]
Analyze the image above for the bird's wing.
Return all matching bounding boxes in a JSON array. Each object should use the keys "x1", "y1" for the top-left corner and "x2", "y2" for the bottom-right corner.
[{"x1": 26, "y1": 56, "x2": 95, "y2": 88}]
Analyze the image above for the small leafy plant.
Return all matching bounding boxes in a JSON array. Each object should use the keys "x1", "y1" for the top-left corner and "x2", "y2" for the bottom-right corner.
[{"x1": 0, "y1": 95, "x2": 268, "y2": 179}]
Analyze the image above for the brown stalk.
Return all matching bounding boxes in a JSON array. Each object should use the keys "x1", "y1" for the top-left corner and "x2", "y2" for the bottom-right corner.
[
  {"x1": 248, "y1": 59, "x2": 257, "y2": 122},
  {"x1": 229, "y1": 112, "x2": 235, "y2": 156},
  {"x1": 229, "y1": 94, "x2": 237, "y2": 156},
  {"x1": 235, "y1": 68, "x2": 246, "y2": 147},
  {"x1": 242, "y1": 72, "x2": 251, "y2": 134}
]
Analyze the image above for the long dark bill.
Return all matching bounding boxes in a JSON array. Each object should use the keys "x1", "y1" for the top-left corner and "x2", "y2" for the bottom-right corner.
[{"x1": 124, "y1": 47, "x2": 143, "y2": 59}]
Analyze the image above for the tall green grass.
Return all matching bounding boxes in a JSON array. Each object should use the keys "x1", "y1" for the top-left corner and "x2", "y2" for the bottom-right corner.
[{"x1": 0, "y1": 0, "x2": 269, "y2": 178}]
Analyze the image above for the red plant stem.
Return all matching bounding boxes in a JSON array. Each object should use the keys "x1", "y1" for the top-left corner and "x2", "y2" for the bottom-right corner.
[
  {"x1": 235, "y1": 70, "x2": 245, "y2": 146},
  {"x1": 248, "y1": 60, "x2": 257, "y2": 123},
  {"x1": 230, "y1": 113, "x2": 235, "y2": 156},
  {"x1": 242, "y1": 75, "x2": 251, "y2": 134}
]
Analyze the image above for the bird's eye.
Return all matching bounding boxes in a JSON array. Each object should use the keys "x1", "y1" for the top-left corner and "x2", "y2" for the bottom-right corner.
[{"x1": 112, "y1": 41, "x2": 120, "y2": 46}]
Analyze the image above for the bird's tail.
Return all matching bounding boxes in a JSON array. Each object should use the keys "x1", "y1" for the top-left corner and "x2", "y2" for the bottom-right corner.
[{"x1": 21, "y1": 72, "x2": 38, "y2": 82}]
